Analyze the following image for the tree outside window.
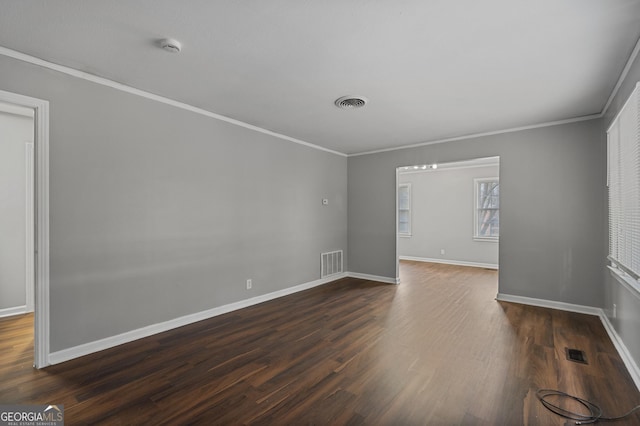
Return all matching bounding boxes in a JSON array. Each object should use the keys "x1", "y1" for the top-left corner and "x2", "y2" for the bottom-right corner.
[{"x1": 474, "y1": 178, "x2": 499, "y2": 240}]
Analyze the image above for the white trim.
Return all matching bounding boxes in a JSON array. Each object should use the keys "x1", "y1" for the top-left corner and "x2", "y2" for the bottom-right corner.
[
  {"x1": 2, "y1": 42, "x2": 628, "y2": 159},
  {"x1": 399, "y1": 161, "x2": 500, "y2": 174},
  {"x1": 495, "y1": 293, "x2": 602, "y2": 316},
  {"x1": 608, "y1": 266, "x2": 640, "y2": 301},
  {"x1": 599, "y1": 313, "x2": 640, "y2": 391},
  {"x1": 606, "y1": 82, "x2": 640, "y2": 133},
  {"x1": 0, "y1": 305, "x2": 28, "y2": 318},
  {"x1": 400, "y1": 256, "x2": 498, "y2": 270},
  {"x1": 497, "y1": 292, "x2": 640, "y2": 391},
  {"x1": 25, "y1": 141, "x2": 34, "y2": 313},
  {"x1": 350, "y1": 33, "x2": 639, "y2": 157},
  {"x1": 0, "y1": 101, "x2": 34, "y2": 117},
  {"x1": 49, "y1": 273, "x2": 346, "y2": 365},
  {"x1": 472, "y1": 237, "x2": 499, "y2": 243},
  {"x1": 601, "y1": 35, "x2": 640, "y2": 117},
  {"x1": 348, "y1": 114, "x2": 601, "y2": 157},
  {"x1": 0, "y1": 89, "x2": 50, "y2": 369},
  {"x1": 0, "y1": 45, "x2": 346, "y2": 158},
  {"x1": 346, "y1": 272, "x2": 400, "y2": 285},
  {"x1": 0, "y1": 44, "x2": 617, "y2": 160},
  {"x1": 2, "y1": 33, "x2": 636, "y2": 160}
]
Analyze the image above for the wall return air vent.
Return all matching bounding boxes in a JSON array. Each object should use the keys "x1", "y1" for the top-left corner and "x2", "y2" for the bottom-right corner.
[{"x1": 321, "y1": 250, "x2": 343, "y2": 278}]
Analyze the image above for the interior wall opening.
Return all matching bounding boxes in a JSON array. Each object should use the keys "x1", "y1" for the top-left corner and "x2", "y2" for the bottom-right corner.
[
  {"x1": 0, "y1": 89, "x2": 50, "y2": 369},
  {"x1": 395, "y1": 156, "x2": 500, "y2": 289}
]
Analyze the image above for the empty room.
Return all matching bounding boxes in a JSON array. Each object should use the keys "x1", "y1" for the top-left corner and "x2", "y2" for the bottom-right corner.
[{"x1": 2, "y1": 1, "x2": 640, "y2": 424}]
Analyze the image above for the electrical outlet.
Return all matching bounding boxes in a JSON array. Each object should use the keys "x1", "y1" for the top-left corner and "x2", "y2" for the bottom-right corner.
[
  {"x1": 613, "y1": 303, "x2": 617, "y2": 319},
  {"x1": 440, "y1": 249, "x2": 445, "y2": 255},
  {"x1": 246, "y1": 279, "x2": 252, "y2": 290}
]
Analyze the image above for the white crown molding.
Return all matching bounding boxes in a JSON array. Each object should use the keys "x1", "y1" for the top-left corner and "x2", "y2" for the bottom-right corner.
[
  {"x1": 3, "y1": 33, "x2": 636, "y2": 159},
  {"x1": 351, "y1": 34, "x2": 640, "y2": 158},
  {"x1": 601, "y1": 34, "x2": 640, "y2": 117},
  {"x1": 400, "y1": 256, "x2": 498, "y2": 270},
  {"x1": 349, "y1": 113, "x2": 602, "y2": 157},
  {"x1": 49, "y1": 273, "x2": 346, "y2": 365},
  {"x1": 0, "y1": 305, "x2": 27, "y2": 318},
  {"x1": 0, "y1": 45, "x2": 346, "y2": 158}
]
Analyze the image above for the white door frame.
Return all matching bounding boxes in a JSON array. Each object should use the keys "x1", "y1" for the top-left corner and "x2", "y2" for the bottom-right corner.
[
  {"x1": 25, "y1": 141, "x2": 35, "y2": 312},
  {"x1": 0, "y1": 89, "x2": 50, "y2": 368}
]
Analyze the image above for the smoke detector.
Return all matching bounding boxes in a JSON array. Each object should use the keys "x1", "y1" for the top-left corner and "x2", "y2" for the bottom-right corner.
[
  {"x1": 335, "y1": 95, "x2": 368, "y2": 109},
  {"x1": 160, "y1": 38, "x2": 182, "y2": 53}
]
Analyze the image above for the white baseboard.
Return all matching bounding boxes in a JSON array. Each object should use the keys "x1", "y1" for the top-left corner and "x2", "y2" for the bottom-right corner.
[
  {"x1": 495, "y1": 293, "x2": 602, "y2": 315},
  {"x1": 49, "y1": 273, "x2": 347, "y2": 365},
  {"x1": 599, "y1": 313, "x2": 640, "y2": 391},
  {"x1": 497, "y1": 292, "x2": 640, "y2": 391},
  {"x1": 347, "y1": 272, "x2": 400, "y2": 285},
  {"x1": 0, "y1": 305, "x2": 27, "y2": 318},
  {"x1": 400, "y1": 256, "x2": 498, "y2": 270}
]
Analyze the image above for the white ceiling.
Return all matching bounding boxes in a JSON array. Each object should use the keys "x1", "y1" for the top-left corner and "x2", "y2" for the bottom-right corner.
[{"x1": 1, "y1": 1, "x2": 639, "y2": 155}]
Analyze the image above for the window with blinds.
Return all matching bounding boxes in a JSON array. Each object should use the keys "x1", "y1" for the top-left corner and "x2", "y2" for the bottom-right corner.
[
  {"x1": 398, "y1": 183, "x2": 411, "y2": 236},
  {"x1": 607, "y1": 82, "x2": 640, "y2": 281}
]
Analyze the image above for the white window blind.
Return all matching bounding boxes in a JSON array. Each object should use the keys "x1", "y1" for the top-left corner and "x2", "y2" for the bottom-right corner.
[
  {"x1": 607, "y1": 82, "x2": 640, "y2": 279},
  {"x1": 398, "y1": 183, "x2": 411, "y2": 236}
]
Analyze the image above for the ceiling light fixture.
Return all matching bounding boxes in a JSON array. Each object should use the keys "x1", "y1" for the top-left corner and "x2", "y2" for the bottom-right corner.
[
  {"x1": 334, "y1": 95, "x2": 368, "y2": 109},
  {"x1": 431, "y1": 164, "x2": 438, "y2": 169},
  {"x1": 160, "y1": 38, "x2": 182, "y2": 53}
]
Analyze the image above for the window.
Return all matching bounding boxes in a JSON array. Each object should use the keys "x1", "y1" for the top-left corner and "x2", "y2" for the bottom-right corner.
[
  {"x1": 474, "y1": 178, "x2": 499, "y2": 241},
  {"x1": 608, "y1": 83, "x2": 640, "y2": 281},
  {"x1": 398, "y1": 183, "x2": 411, "y2": 236}
]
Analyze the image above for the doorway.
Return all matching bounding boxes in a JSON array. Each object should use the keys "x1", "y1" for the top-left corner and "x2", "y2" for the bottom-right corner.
[
  {"x1": 0, "y1": 102, "x2": 33, "y2": 317},
  {"x1": 395, "y1": 157, "x2": 500, "y2": 286},
  {"x1": 0, "y1": 90, "x2": 50, "y2": 368}
]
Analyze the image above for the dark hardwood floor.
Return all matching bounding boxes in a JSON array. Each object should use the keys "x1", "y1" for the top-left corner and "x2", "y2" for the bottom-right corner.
[{"x1": 1, "y1": 261, "x2": 639, "y2": 425}]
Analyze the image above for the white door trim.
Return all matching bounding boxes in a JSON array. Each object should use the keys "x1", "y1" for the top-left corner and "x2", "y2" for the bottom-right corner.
[
  {"x1": 0, "y1": 89, "x2": 50, "y2": 368},
  {"x1": 25, "y1": 141, "x2": 34, "y2": 312}
]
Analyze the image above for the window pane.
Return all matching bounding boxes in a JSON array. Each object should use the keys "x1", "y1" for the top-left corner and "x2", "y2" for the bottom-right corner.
[
  {"x1": 475, "y1": 179, "x2": 499, "y2": 239},
  {"x1": 477, "y1": 209, "x2": 499, "y2": 237},
  {"x1": 398, "y1": 183, "x2": 411, "y2": 235},
  {"x1": 399, "y1": 221, "x2": 409, "y2": 234},
  {"x1": 398, "y1": 187, "x2": 409, "y2": 209}
]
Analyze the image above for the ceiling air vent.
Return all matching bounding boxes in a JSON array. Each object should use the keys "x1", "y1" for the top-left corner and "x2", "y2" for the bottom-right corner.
[{"x1": 335, "y1": 95, "x2": 368, "y2": 109}]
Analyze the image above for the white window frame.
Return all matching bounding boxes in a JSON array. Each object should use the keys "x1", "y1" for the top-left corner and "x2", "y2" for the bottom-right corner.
[
  {"x1": 398, "y1": 183, "x2": 412, "y2": 237},
  {"x1": 474, "y1": 177, "x2": 499, "y2": 242},
  {"x1": 607, "y1": 82, "x2": 640, "y2": 289}
]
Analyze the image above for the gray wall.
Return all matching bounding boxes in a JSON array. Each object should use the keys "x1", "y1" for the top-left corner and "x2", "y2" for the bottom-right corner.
[
  {"x1": 0, "y1": 110, "x2": 32, "y2": 310},
  {"x1": 602, "y1": 47, "x2": 640, "y2": 371},
  {"x1": 0, "y1": 55, "x2": 347, "y2": 352},
  {"x1": 349, "y1": 118, "x2": 606, "y2": 307},
  {"x1": 398, "y1": 164, "x2": 499, "y2": 267}
]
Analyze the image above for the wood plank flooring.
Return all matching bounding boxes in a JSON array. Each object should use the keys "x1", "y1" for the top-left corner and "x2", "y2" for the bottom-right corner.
[{"x1": 1, "y1": 260, "x2": 639, "y2": 425}]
